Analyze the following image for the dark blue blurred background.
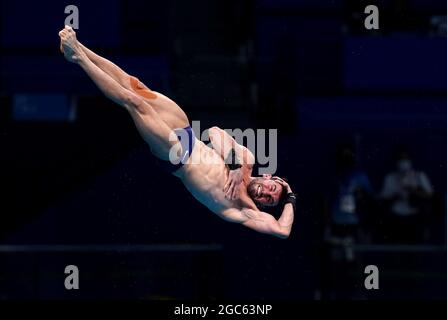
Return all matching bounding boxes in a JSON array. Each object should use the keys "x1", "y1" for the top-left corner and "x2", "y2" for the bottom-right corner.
[{"x1": 1, "y1": 0, "x2": 447, "y2": 300}]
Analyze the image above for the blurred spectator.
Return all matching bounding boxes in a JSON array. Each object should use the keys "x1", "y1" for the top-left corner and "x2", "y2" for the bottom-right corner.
[
  {"x1": 319, "y1": 143, "x2": 374, "y2": 299},
  {"x1": 325, "y1": 144, "x2": 375, "y2": 244},
  {"x1": 380, "y1": 147, "x2": 434, "y2": 244}
]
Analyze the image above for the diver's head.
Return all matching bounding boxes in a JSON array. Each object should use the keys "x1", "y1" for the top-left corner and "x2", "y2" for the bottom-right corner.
[{"x1": 247, "y1": 174, "x2": 288, "y2": 208}]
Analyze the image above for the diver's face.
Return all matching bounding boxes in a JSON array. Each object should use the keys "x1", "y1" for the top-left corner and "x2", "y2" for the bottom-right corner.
[{"x1": 250, "y1": 175, "x2": 284, "y2": 207}]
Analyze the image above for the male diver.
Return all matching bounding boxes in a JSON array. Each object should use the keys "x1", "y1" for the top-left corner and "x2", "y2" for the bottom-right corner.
[{"x1": 59, "y1": 26, "x2": 296, "y2": 238}]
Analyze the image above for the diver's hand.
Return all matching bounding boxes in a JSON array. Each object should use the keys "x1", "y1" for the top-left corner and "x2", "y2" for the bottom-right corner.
[
  {"x1": 273, "y1": 176, "x2": 293, "y2": 193},
  {"x1": 224, "y1": 169, "x2": 244, "y2": 200},
  {"x1": 59, "y1": 25, "x2": 85, "y2": 63}
]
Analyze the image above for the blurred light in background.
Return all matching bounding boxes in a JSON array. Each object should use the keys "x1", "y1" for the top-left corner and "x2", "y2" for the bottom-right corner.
[{"x1": 12, "y1": 93, "x2": 76, "y2": 122}]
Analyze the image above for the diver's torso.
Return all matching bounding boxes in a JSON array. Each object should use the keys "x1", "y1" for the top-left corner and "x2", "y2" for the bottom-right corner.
[{"x1": 175, "y1": 140, "x2": 257, "y2": 215}]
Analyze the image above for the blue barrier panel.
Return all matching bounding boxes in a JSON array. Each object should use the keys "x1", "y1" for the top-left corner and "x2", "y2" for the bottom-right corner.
[
  {"x1": 12, "y1": 93, "x2": 74, "y2": 121},
  {"x1": 344, "y1": 35, "x2": 447, "y2": 91},
  {"x1": 298, "y1": 96, "x2": 447, "y2": 131}
]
